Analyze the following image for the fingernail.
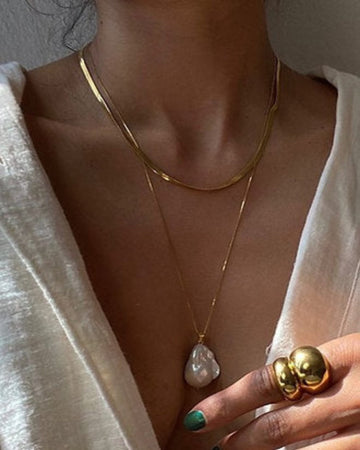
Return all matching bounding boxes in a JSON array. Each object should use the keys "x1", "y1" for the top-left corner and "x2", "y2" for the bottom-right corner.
[
  {"x1": 212, "y1": 446, "x2": 221, "y2": 450},
  {"x1": 183, "y1": 410, "x2": 206, "y2": 431}
]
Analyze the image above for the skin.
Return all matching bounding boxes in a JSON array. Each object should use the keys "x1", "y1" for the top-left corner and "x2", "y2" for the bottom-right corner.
[
  {"x1": 188, "y1": 333, "x2": 360, "y2": 449},
  {"x1": 19, "y1": 0, "x2": 350, "y2": 448}
]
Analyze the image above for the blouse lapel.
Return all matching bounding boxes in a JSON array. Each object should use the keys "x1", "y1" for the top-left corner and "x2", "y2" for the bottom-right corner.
[
  {"x1": 0, "y1": 63, "x2": 160, "y2": 449},
  {"x1": 265, "y1": 65, "x2": 360, "y2": 371}
]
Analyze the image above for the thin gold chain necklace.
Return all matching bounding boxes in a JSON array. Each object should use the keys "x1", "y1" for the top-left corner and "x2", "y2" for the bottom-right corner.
[
  {"x1": 78, "y1": 44, "x2": 281, "y2": 191},
  {"x1": 144, "y1": 164, "x2": 258, "y2": 388},
  {"x1": 78, "y1": 46, "x2": 281, "y2": 387}
]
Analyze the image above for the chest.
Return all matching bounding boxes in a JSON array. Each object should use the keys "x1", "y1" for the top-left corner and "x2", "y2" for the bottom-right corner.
[{"x1": 24, "y1": 119, "x2": 333, "y2": 449}]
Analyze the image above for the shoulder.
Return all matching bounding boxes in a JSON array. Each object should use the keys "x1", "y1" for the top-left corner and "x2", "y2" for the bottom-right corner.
[
  {"x1": 282, "y1": 62, "x2": 360, "y2": 146},
  {"x1": 0, "y1": 52, "x2": 105, "y2": 164},
  {"x1": 319, "y1": 65, "x2": 360, "y2": 147},
  {"x1": 306, "y1": 64, "x2": 360, "y2": 124},
  {"x1": 309, "y1": 65, "x2": 360, "y2": 186},
  {"x1": 21, "y1": 52, "x2": 104, "y2": 127},
  {"x1": 0, "y1": 52, "x2": 100, "y2": 128}
]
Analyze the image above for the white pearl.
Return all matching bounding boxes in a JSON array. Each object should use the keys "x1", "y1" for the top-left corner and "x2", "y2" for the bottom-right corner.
[{"x1": 184, "y1": 344, "x2": 220, "y2": 388}]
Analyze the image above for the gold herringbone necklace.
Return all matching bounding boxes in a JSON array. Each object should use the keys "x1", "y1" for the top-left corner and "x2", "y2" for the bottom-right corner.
[{"x1": 79, "y1": 44, "x2": 280, "y2": 191}]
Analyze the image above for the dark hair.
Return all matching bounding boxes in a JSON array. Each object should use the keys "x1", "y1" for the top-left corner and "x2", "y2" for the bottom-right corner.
[{"x1": 26, "y1": 0, "x2": 96, "y2": 51}]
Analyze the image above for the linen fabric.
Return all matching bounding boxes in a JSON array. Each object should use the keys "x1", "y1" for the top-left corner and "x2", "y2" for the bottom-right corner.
[{"x1": 0, "y1": 60, "x2": 360, "y2": 450}]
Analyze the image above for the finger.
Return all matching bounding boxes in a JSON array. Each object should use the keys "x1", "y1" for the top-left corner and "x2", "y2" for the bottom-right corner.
[
  {"x1": 184, "y1": 364, "x2": 283, "y2": 431},
  {"x1": 184, "y1": 333, "x2": 359, "y2": 432},
  {"x1": 299, "y1": 431, "x2": 360, "y2": 449},
  {"x1": 215, "y1": 377, "x2": 360, "y2": 449}
]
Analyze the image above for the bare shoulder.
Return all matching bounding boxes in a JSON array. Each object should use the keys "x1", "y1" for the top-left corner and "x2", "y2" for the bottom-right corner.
[
  {"x1": 20, "y1": 52, "x2": 111, "y2": 179},
  {"x1": 20, "y1": 51, "x2": 111, "y2": 168},
  {"x1": 279, "y1": 63, "x2": 338, "y2": 138},
  {"x1": 20, "y1": 52, "x2": 103, "y2": 126}
]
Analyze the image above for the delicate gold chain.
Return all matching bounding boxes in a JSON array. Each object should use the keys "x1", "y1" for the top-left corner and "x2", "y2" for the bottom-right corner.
[
  {"x1": 78, "y1": 44, "x2": 281, "y2": 191},
  {"x1": 144, "y1": 162, "x2": 257, "y2": 343},
  {"x1": 77, "y1": 45, "x2": 282, "y2": 343}
]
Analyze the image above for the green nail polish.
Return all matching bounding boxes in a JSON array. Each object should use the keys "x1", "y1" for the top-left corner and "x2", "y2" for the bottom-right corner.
[{"x1": 183, "y1": 410, "x2": 206, "y2": 431}]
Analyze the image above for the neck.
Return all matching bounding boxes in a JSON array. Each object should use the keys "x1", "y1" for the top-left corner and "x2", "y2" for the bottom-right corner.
[{"x1": 88, "y1": 0, "x2": 278, "y2": 161}]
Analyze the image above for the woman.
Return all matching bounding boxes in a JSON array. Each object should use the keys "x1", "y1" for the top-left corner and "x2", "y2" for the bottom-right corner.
[{"x1": 1, "y1": 0, "x2": 360, "y2": 449}]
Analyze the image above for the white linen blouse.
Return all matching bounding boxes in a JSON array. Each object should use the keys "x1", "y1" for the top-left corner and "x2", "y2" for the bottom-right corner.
[{"x1": 0, "y1": 60, "x2": 360, "y2": 450}]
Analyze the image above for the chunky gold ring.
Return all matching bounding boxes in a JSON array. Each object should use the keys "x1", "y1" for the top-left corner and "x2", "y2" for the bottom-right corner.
[
  {"x1": 272, "y1": 346, "x2": 331, "y2": 401},
  {"x1": 272, "y1": 356, "x2": 303, "y2": 401}
]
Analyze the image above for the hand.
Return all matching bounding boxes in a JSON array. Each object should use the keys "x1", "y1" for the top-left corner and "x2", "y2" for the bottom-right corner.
[{"x1": 183, "y1": 333, "x2": 360, "y2": 449}]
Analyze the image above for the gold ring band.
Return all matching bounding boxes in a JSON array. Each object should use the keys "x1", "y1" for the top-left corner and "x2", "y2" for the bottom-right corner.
[{"x1": 272, "y1": 346, "x2": 331, "y2": 401}]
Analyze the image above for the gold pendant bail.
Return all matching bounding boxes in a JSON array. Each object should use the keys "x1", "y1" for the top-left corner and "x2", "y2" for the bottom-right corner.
[{"x1": 198, "y1": 333, "x2": 205, "y2": 344}]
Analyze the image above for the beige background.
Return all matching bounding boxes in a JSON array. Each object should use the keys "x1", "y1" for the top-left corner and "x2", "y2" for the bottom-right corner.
[{"x1": 0, "y1": 0, "x2": 359, "y2": 75}]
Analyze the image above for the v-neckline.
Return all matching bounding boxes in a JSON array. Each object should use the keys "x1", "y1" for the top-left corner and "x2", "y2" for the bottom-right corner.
[
  {"x1": 0, "y1": 61, "x2": 348, "y2": 448},
  {"x1": 0, "y1": 62, "x2": 160, "y2": 449}
]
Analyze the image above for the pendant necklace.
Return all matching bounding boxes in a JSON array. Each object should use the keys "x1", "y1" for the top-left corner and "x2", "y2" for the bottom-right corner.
[
  {"x1": 144, "y1": 164, "x2": 258, "y2": 388},
  {"x1": 78, "y1": 45, "x2": 282, "y2": 388}
]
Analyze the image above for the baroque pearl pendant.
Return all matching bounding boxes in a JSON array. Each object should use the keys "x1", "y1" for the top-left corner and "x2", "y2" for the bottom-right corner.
[{"x1": 184, "y1": 343, "x2": 220, "y2": 388}]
